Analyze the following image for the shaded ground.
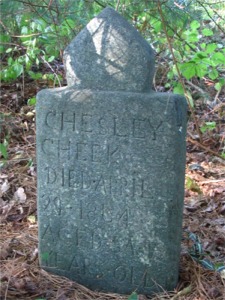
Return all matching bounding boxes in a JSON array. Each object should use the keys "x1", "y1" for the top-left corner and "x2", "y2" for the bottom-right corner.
[{"x1": 0, "y1": 75, "x2": 225, "y2": 299}]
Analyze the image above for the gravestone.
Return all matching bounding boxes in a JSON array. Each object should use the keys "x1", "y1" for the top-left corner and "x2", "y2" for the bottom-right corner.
[{"x1": 36, "y1": 7, "x2": 187, "y2": 295}]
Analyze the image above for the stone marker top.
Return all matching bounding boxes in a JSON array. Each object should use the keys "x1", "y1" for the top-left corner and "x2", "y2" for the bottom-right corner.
[{"x1": 64, "y1": 7, "x2": 155, "y2": 92}]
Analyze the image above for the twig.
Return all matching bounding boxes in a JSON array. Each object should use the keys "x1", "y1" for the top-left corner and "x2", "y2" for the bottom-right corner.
[
  {"x1": 116, "y1": 0, "x2": 121, "y2": 11},
  {"x1": 41, "y1": 56, "x2": 62, "y2": 87},
  {"x1": 213, "y1": 87, "x2": 222, "y2": 103},
  {"x1": 201, "y1": 179, "x2": 225, "y2": 184},
  {"x1": 186, "y1": 80, "x2": 210, "y2": 99},
  {"x1": 11, "y1": 33, "x2": 42, "y2": 38},
  {"x1": 187, "y1": 136, "x2": 225, "y2": 160}
]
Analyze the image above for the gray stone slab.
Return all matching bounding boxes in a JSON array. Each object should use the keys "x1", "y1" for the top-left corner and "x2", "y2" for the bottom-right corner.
[{"x1": 36, "y1": 7, "x2": 187, "y2": 295}]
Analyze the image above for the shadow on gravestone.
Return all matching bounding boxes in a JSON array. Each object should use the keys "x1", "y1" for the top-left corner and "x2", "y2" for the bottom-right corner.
[
  {"x1": 36, "y1": 7, "x2": 187, "y2": 296},
  {"x1": 63, "y1": 7, "x2": 155, "y2": 91}
]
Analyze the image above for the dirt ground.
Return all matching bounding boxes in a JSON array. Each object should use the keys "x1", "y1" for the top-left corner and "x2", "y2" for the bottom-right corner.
[{"x1": 0, "y1": 77, "x2": 225, "y2": 299}]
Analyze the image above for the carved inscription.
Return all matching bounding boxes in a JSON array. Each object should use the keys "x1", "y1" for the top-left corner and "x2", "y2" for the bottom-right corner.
[
  {"x1": 44, "y1": 168, "x2": 154, "y2": 198},
  {"x1": 40, "y1": 109, "x2": 173, "y2": 286},
  {"x1": 42, "y1": 249, "x2": 155, "y2": 289},
  {"x1": 44, "y1": 111, "x2": 165, "y2": 140}
]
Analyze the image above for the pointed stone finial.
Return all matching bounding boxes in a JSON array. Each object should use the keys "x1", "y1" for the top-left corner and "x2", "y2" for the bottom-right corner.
[{"x1": 64, "y1": 7, "x2": 155, "y2": 91}]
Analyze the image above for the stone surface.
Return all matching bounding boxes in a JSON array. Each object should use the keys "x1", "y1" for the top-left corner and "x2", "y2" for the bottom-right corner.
[
  {"x1": 63, "y1": 7, "x2": 155, "y2": 91},
  {"x1": 36, "y1": 7, "x2": 187, "y2": 295}
]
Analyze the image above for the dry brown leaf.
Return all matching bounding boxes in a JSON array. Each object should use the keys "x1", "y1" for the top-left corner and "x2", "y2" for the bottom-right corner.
[{"x1": 13, "y1": 187, "x2": 27, "y2": 203}]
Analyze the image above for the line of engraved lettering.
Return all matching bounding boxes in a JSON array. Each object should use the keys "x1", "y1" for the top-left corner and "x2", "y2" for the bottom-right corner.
[
  {"x1": 113, "y1": 117, "x2": 128, "y2": 137},
  {"x1": 45, "y1": 110, "x2": 56, "y2": 128},
  {"x1": 61, "y1": 112, "x2": 75, "y2": 131},
  {"x1": 45, "y1": 167, "x2": 152, "y2": 199},
  {"x1": 81, "y1": 113, "x2": 92, "y2": 132},
  {"x1": 42, "y1": 139, "x2": 122, "y2": 165},
  {"x1": 44, "y1": 111, "x2": 166, "y2": 140}
]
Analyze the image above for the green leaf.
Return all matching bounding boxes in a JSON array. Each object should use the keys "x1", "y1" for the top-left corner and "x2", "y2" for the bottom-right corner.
[
  {"x1": 195, "y1": 65, "x2": 207, "y2": 78},
  {"x1": 187, "y1": 32, "x2": 198, "y2": 42},
  {"x1": 21, "y1": 25, "x2": 28, "y2": 35},
  {"x1": 186, "y1": 176, "x2": 202, "y2": 194},
  {"x1": 6, "y1": 48, "x2": 13, "y2": 53},
  {"x1": 27, "y1": 97, "x2": 36, "y2": 106},
  {"x1": 211, "y1": 52, "x2": 225, "y2": 64},
  {"x1": 214, "y1": 78, "x2": 225, "y2": 91},
  {"x1": 200, "y1": 43, "x2": 206, "y2": 49},
  {"x1": 167, "y1": 70, "x2": 174, "y2": 80},
  {"x1": 202, "y1": 28, "x2": 213, "y2": 36},
  {"x1": 47, "y1": 56, "x2": 55, "y2": 62},
  {"x1": 173, "y1": 83, "x2": 184, "y2": 95},
  {"x1": 190, "y1": 20, "x2": 200, "y2": 30},
  {"x1": 0, "y1": 143, "x2": 8, "y2": 159},
  {"x1": 128, "y1": 292, "x2": 138, "y2": 300},
  {"x1": 14, "y1": 63, "x2": 24, "y2": 77},
  {"x1": 196, "y1": 52, "x2": 207, "y2": 59},
  {"x1": 205, "y1": 43, "x2": 217, "y2": 54},
  {"x1": 209, "y1": 69, "x2": 218, "y2": 80},
  {"x1": 200, "y1": 122, "x2": 216, "y2": 133},
  {"x1": 180, "y1": 62, "x2": 196, "y2": 80}
]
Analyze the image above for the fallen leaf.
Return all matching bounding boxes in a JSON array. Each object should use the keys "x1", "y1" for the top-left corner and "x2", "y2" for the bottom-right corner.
[
  {"x1": 13, "y1": 187, "x2": 27, "y2": 203},
  {"x1": 0, "y1": 180, "x2": 10, "y2": 195}
]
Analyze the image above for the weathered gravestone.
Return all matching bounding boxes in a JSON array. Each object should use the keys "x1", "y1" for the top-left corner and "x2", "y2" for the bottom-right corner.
[{"x1": 36, "y1": 7, "x2": 187, "y2": 295}]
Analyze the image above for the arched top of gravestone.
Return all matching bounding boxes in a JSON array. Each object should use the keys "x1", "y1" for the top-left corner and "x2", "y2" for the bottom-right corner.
[{"x1": 64, "y1": 7, "x2": 155, "y2": 92}]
